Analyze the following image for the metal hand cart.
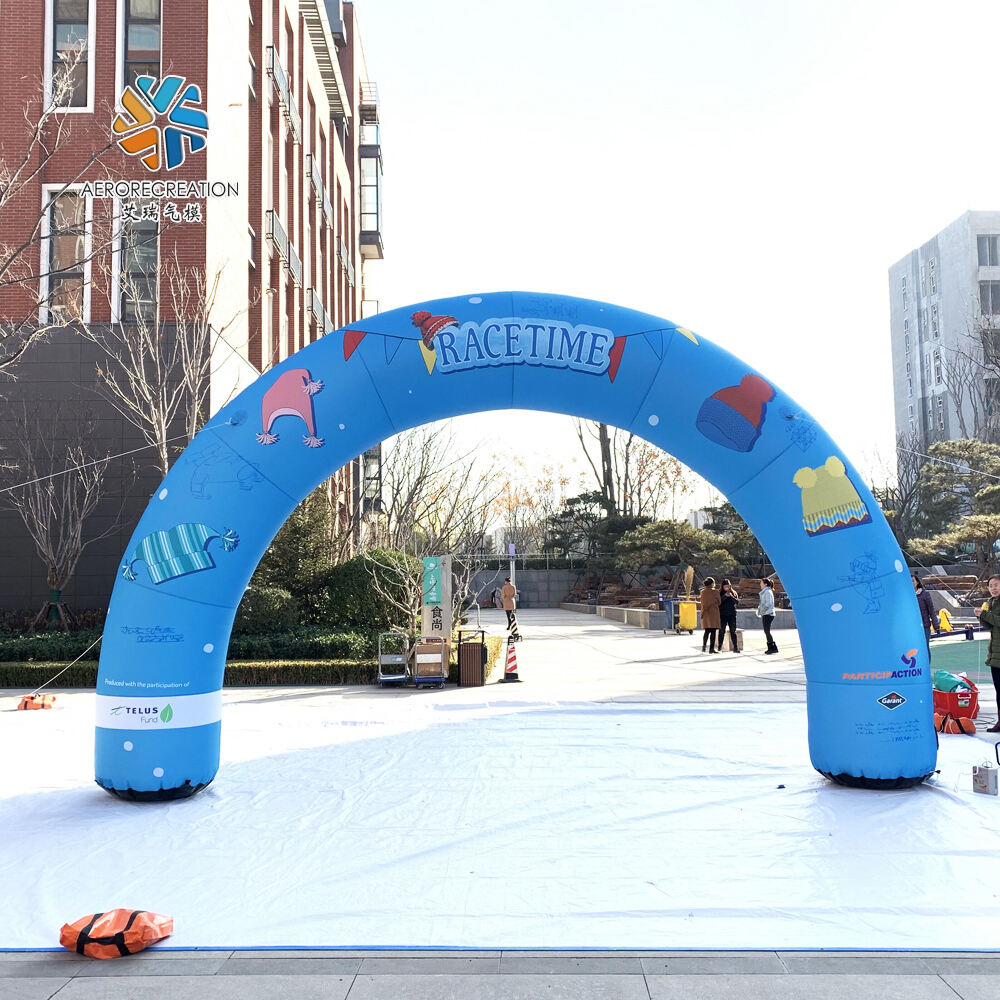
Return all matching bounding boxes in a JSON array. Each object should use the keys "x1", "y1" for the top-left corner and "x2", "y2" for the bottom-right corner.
[
  {"x1": 661, "y1": 598, "x2": 697, "y2": 635},
  {"x1": 412, "y1": 636, "x2": 448, "y2": 688},
  {"x1": 377, "y1": 632, "x2": 410, "y2": 686}
]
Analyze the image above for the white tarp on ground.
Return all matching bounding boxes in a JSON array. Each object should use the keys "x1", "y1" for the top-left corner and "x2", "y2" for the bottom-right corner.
[{"x1": 3, "y1": 689, "x2": 1000, "y2": 951}]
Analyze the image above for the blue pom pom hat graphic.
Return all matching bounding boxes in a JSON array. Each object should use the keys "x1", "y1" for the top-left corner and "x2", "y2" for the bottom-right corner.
[{"x1": 122, "y1": 523, "x2": 239, "y2": 584}]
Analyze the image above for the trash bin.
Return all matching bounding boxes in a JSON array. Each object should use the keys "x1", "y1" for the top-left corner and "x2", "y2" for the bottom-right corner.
[
  {"x1": 677, "y1": 600, "x2": 698, "y2": 633},
  {"x1": 458, "y1": 629, "x2": 487, "y2": 687}
]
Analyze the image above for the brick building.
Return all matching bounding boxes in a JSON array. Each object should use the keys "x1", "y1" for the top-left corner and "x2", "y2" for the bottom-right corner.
[{"x1": 0, "y1": 0, "x2": 384, "y2": 612}]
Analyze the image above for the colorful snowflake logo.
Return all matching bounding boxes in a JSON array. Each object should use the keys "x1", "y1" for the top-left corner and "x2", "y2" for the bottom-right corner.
[{"x1": 112, "y1": 75, "x2": 208, "y2": 172}]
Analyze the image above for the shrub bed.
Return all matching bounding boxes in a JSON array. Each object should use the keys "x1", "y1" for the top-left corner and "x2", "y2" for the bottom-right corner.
[
  {"x1": 0, "y1": 626, "x2": 376, "y2": 664},
  {"x1": 0, "y1": 637, "x2": 506, "y2": 689}
]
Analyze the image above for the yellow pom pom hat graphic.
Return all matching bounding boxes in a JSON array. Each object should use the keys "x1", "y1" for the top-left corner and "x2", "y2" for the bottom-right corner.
[{"x1": 792, "y1": 456, "x2": 871, "y2": 537}]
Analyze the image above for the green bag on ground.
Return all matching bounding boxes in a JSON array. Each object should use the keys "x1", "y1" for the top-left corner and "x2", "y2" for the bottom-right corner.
[{"x1": 933, "y1": 669, "x2": 974, "y2": 692}]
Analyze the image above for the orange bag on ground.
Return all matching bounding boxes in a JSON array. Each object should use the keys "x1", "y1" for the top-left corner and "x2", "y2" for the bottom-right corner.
[
  {"x1": 59, "y1": 910, "x2": 173, "y2": 959},
  {"x1": 934, "y1": 712, "x2": 976, "y2": 735},
  {"x1": 17, "y1": 695, "x2": 55, "y2": 710}
]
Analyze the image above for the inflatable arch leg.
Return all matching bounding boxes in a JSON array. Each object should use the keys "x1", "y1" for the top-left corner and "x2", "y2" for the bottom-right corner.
[{"x1": 95, "y1": 292, "x2": 935, "y2": 799}]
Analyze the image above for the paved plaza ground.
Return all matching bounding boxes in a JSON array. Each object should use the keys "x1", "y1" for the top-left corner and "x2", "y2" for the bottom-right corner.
[{"x1": 3, "y1": 609, "x2": 1000, "y2": 1000}]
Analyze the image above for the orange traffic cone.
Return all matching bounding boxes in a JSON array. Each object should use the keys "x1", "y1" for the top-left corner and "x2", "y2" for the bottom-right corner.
[{"x1": 501, "y1": 638, "x2": 520, "y2": 682}]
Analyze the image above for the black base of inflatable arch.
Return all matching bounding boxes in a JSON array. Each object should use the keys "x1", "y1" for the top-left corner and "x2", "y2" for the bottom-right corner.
[
  {"x1": 96, "y1": 779, "x2": 209, "y2": 801},
  {"x1": 820, "y1": 769, "x2": 933, "y2": 790}
]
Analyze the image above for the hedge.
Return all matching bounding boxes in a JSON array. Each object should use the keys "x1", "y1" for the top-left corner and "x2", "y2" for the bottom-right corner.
[
  {"x1": 0, "y1": 629, "x2": 104, "y2": 663},
  {"x1": 0, "y1": 626, "x2": 375, "y2": 663},
  {"x1": 0, "y1": 637, "x2": 506, "y2": 689}
]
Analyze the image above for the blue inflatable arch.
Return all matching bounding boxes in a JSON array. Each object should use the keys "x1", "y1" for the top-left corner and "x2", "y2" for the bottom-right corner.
[{"x1": 95, "y1": 292, "x2": 935, "y2": 799}]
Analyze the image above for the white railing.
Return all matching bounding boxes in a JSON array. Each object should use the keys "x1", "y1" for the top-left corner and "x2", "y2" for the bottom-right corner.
[{"x1": 266, "y1": 46, "x2": 302, "y2": 143}]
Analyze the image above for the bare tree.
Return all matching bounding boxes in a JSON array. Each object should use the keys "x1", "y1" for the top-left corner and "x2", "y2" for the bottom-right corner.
[
  {"x1": 493, "y1": 461, "x2": 574, "y2": 554},
  {"x1": 574, "y1": 419, "x2": 698, "y2": 519},
  {"x1": 84, "y1": 246, "x2": 245, "y2": 478},
  {"x1": 373, "y1": 423, "x2": 504, "y2": 554},
  {"x1": 361, "y1": 423, "x2": 507, "y2": 636},
  {"x1": 0, "y1": 405, "x2": 124, "y2": 629},
  {"x1": 0, "y1": 47, "x2": 120, "y2": 378},
  {"x1": 942, "y1": 342, "x2": 985, "y2": 440}
]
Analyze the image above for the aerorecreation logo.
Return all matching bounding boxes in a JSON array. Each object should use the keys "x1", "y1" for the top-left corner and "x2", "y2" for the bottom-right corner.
[{"x1": 113, "y1": 74, "x2": 208, "y2": 172}]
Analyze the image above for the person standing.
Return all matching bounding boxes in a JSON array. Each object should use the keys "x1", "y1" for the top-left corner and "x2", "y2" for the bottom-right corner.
[
  {"x1": 974, "y1": 575, "x2": 1000, "y2": 733},
  {"x1": 912, "y1": 575, "x2": 936, "y2": 659},
  {"x1": 758, "y1": 578, "x2": 778, "y2": 654},
  {"x1": 719, "y1": 579, "x2": 740, "y2": 652},
  {"x1": 501, "y1": 576, "x2": 517, "y2": 629},
  {"x1": 699, "y1": 577, "x2": 721, "y2": 653}
]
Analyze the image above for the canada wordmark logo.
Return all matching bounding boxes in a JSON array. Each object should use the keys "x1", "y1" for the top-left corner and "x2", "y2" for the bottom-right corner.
[{"x1": 113, "y1": 75, "x2": 208, "y2": 172}]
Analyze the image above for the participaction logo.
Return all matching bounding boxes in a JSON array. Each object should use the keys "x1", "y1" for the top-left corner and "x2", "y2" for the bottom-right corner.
[
  {"x1": 843, "y1": 649, "x2": 921, "y2": 681},
  {"x1": 113, "y1": 74, "x2": 208, "y2": 172}
]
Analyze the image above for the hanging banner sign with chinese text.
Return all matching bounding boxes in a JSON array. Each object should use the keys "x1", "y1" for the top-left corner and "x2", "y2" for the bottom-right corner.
[{"x1": 421, "y1": 556, "x2": 452, "y2": 639}]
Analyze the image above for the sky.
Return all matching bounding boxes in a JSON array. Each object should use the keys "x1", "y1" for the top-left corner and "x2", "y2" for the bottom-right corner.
[{"x1": 357, "y1": 0, "x2": 1000, "y2": 505}]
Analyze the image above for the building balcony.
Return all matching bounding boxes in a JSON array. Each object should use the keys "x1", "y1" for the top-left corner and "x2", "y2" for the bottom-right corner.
[
  {"x1": 306, "y1": 153, "x2": 334, "y2": 225},
  {"x1": 360, "y1": 230, "x2": 383, "y2": 260},
  {"x1": 265, "y1": 209, "x2": 288, "y2": 262},
  {"x1": 307, "y1": 286, "x2": 334, "y2": 334},
  {"x1": 359, "y1": 80, "x2": 379, "y2": 123},
  {"x1": 266, "y1": 209, "x2": 301, "y2": 285},
  {"x1": 337, "y1": 235, "x2": 355, "y2": 287},
  {"x1": 359, "y1": 141, "x2": 382, "y2": 260},
  {"x1": 287, "y1": 241, "x2": 302, "y2": 287},
  {"x1": 266, "y1": 46, "x2": 302, "y2": 144},
  {"x1": 300, "y1": 0, "x2": 349, "y2": 116}
]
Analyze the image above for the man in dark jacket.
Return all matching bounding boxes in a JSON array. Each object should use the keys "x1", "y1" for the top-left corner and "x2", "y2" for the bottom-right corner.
[
  {"x1": 975, "y1": 575, "x2": 1000, "y2": 733},
  {"x1": 913, "y1": 575, "x2": 936, "y2": 658}
]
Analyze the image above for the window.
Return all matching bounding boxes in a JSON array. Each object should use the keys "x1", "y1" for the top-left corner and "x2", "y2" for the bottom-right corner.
[
  {"x1": 905, "y1": 361, "x2": 911, "y2": 377},
  {"x1": 936, "y1": 396, "x2": 945, "y2": 431},
  {"x1": 124, "y1": 0, "x2": 161, "y2": 89},
  {"x1": 979, "y1": 235, "x2": 1000, "y2": 267},
  {"x1": 119, "y1": 206, "x2": 158, "y2": 324},
  {"x1": 901, "y1": 275, "x2": 908, "y2": 310},
  {"x1": 908, "y1": 404, "x2": 914, "y2": 421},
  {"x1": 904, "y1": 333, "x2": 910, "y2": 353},
  {"x1": 45, "y1": 190, "x2": 87, "y2": 320},
  {"x1": 907, "y1": 377, "x2": 912, "y2": 396},
  {"x1": 931, "y1": 304, "x2": 939, "y2": 338},
  {"x1": 980, "y1": 281, "x2": 1000, "y2": 316},
  {"x1": 920, "y1": 265, "x2": 926, "y2": 295},
  {"x1": 928, "y1": 257, "x2": 937, "y2": 294},
  {"x1": 933, "y1": 349, "x2": 942, "y2": 385},
  {"x1": 52, "y1": 0, "x2": 90, "y2": 107}
]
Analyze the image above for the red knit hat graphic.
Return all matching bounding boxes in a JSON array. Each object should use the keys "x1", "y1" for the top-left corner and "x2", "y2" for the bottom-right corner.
[
  {"x1": 712, "y1": 375, "x2": 774, "y2": 426},
  {"x1": 695, "y1": 374, "x2": 775, "y2": 453},
  {"x1": 256, "y1": 368, "x2": 325, "y2": 448},
  {"x1": 411, "y1": 311, "x2": 457, "y2": 348}
]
